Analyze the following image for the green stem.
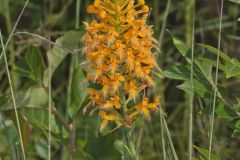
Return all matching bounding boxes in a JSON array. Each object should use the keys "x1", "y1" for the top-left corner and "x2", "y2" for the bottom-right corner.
[
  {"x1": 185, "y1": 0, "x2": 195, "y2": 47},
  {"x1": 48, "y1": 35, "x2": 52, "y2": 160},
  {"x1": 159, "y1": 105, "x2": 166, "y2": 160},
  {"x1": 0, "y1": 31, "x2": 26, "y2": 160},
  {"x1": 124, "y1": 127, "x2": 138, "y2": 160},
  {"x1": 188, "y1": 19, "x2": 195, "y2": 160},
  {"x1": 122, "y1": 97, "x2": 137, "y2": 160},
  {"x1": 208, "y1": 0, "x2": 223, "y2": 159},
  {"x1": 76, "y1": 0, "x2": 81, "y2": 29}
]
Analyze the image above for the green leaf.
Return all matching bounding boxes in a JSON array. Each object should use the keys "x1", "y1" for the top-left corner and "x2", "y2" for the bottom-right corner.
[
  {"x1": 232, "y1": 120, "x2": 240, "y2": 137},
  {"x1": 196, "y1": 58, "x2": 225, "y2": 71},
  {"x1": 14, "y1": 45, "x2": 45, "y2": 85},
  {"x1": 24, "y1": 108, "x2": 59, "y2": 134},
  {"x1": 177, "y1": 79, "x2": 210, "y2": 97},
  {"x1": 1, "y1": 87, "x2": 59, "y2": 133},
  {"x1": 195, "y1": 60, "x2": 212, "y2": 81},
  {"x1": 8, "y1": 111, "x2": 31, "y2": 150},
  {"x1": 0, "y1": 95, "x2": 9, "y2": 107},
  {"x1": 194, "y1": 146, "x2": 221, "y2": 160},
  {"x1": 163, "y1": 65, "x2": 190, "y2": 80},
  {"x1": 225, "y1": 58, "x2": 240, "y2": 78},
  {"x1": 0, "y1": 87, "x2": 48, "y2": 111},
  {"x1": 69, "y1": 67, "x2": 88, "y2": 117},
  {"x1": 43, "y1": 31, "x2": 83, "y2": 86},
  {"x1": 172, "y1": 37, "x2": 189, "y2": 56},
  {"x1": 114, "y1": 140, "x2": 125, "y2": 155},
  {"x1": 35, "y1": 143, "x2": 48, "y2": 159},
  {"x1": 215, "y1": 103, "x2": 238, "y2": 118},
  {"x1": 25, "y1": 46, "x2": 45, "y2": 81},
  {"x1": 197, "y1": 44, "x2": 231, "y2": 61},
  {"x1": 19, "y1": 114, "x2": 31, "y2": 150},
  {"x1": 86, "y1": 134, "x2": 121, "y2": 159}
]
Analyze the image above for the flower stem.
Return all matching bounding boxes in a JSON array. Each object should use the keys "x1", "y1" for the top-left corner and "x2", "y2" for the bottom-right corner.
[{"x1": 124, "y1": 127, "x2": 138, "y2": 160}]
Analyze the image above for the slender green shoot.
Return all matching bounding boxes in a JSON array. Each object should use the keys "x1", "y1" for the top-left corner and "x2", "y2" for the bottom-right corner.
[
  {"x1": 189, "y1": 19, "x2": 195, "y2": 160},
  {"x1": 160, "y1": 104, "x2": 179, "y2": 160},
  {"x1": 0, "y1": 31, "x2": 26, "y2": 160},
  {"x1": 159, "y1": 104, "x2": 167, "y2": 160},
  {"x1": 208, "y1": 0, "x2": 223, "y2": 159},
  {"x1": 48, "y1": 35, "x2": 52, "y2": 160}
]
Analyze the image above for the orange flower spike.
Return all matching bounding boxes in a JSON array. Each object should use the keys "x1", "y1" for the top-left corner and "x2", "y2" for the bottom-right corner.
[{"x1": 84, "y1": 0, "x2": 159, "y2": 131}]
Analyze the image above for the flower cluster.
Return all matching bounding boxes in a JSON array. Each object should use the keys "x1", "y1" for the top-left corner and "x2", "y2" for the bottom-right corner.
[{"x1": 83, "y1": 0, "x2": 159, "y2": 132}]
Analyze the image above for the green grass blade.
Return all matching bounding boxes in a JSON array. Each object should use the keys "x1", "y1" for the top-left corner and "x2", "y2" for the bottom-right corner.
[
  {"x1": 0, "y1": 31, "x2": 26, "y2": 160},
  {"x1": 160, "y1": 106, "x2": 179, "y2": 160},
  {"x1": 189, "y1": 19, "x2": 195, "y2": 160},
  {"x1": 208, "y1": 0, "x2": 224, "y2": 159},
  {"x1": 159, "y1": 105, "x2": 167, "y2": 160},
  {"x1": 48, "y1": 36, "x2": 52, "y2": 160}
]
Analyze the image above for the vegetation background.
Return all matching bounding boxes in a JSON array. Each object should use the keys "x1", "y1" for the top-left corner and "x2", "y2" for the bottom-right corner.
[{"x1": 0, "y1": 0, "x2": 240, "y2": 159}]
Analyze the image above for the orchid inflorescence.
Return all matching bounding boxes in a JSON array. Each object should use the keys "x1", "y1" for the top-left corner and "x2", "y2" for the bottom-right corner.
[{"x1": 83, "y1": 0, "x2": 160, "y2": 132}]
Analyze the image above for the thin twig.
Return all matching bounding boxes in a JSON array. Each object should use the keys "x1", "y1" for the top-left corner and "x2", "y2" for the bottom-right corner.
[
  {"x1": 0, "y1": 31, "x2": 26, "y2": 160},
  {"x1": 12, "y1": 32, "x2": 77, "y2": 54},
  {"x1": 208, "y1": 0, "x2": 223, "y2": 159}
]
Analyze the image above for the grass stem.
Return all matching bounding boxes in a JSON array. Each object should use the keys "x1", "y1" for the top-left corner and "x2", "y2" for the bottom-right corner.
[
  {"x1": 48, "y1": 35, "x2": 52, "y2": 160},
  {"x1": 0, "y1": 31, "x2": 26, "y2": 160},
  {"x1": 159, "y1": 104, "x2": 166, "y2": 160},
  {"x1": 208, "y1": 0, "x2": 223, "y2": 159},
  {"x1": 76, "y1": 0, "x2": 81, "y2": 29},
  {"x1": 188, "y1": 18, "x2": 195, "y2": 160}
]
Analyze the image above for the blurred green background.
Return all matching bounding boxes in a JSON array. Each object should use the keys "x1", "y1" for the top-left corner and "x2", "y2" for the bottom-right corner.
[{"x1": 0, "y1": 0, "x2": 240, "y2": 159}]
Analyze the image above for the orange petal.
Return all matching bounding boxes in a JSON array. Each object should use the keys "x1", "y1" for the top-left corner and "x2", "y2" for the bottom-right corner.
[
  {"x1": 100, "y1": 119, "x2": 108, "y2": 133},
  {"x1": 87, "y1": 5, "x2": 96, "y2": 13},
  {"x1": 142, "y1": 5, "x2": 149, "y2": 13}
]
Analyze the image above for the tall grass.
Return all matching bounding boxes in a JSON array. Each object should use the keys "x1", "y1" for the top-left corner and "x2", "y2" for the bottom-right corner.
[
  {"x1": 188, "y1": 19, "x2": 195, "y2": 160},
  {"x1": 48, "y1": 35, "x2": 52, "y2": 160},
  {"x1": 208, "y1": 0, "x2": 224, "y2": 159},
  {"x1": 0, "y1": 31, "x2": 26, "y2": 160}
]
